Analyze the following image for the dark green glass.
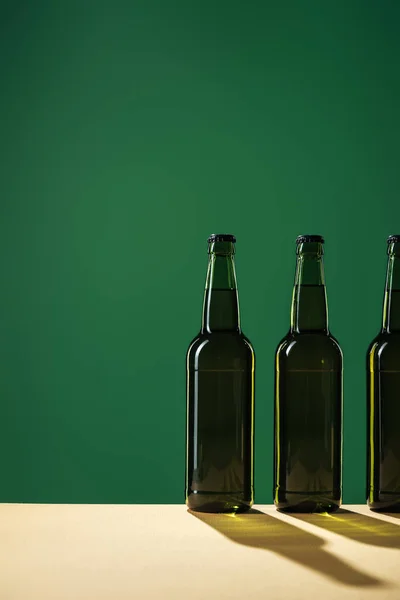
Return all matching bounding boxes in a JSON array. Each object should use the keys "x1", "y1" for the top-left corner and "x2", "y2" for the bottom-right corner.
[
  {"x1": 185, "y1": 234, "x2": 254, "y2": 513},
  {"x1": 274, "y1": 235, "x2": 343, "y2": 513},
  {"x1": 367, "y1": 235, "x2": 400, "y2": 512}
]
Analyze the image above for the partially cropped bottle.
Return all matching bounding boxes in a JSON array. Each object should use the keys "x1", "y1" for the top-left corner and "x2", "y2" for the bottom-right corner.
[
  {"x1": 185, "y1": 234, "x2": 255, "y2": 513},
  {"x1": 274, "y1": 235, "x2": 343, "y2": 513},
  {"x1": 367, "y1": 235, "x2": 400, "y2": 512}
]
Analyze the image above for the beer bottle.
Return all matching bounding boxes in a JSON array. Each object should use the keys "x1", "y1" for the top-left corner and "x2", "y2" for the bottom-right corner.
[
  {"x1": 186, "y1": 234, "x2": 255, "y2": 513},
  {"x1": 274, "y1": 235, "x2": 343, "y2": 512},
  {"x1": 367, "y1": 234, "x2": 400, "y2": 512}
]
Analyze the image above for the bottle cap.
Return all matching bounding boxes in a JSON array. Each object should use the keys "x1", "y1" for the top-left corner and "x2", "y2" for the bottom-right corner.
[
  {"x1": 387, "y1": 235, "x2": 400, "y2": 244},
  {"x1": 296, "y1": 235, "x2": 324, "y2": 244},
  {"x1": 208, "y1": 234, "x2": 236, "y2": 243}
]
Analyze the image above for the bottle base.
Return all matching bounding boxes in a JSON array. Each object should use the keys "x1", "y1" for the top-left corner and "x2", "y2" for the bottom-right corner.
[
  {"x1": 368, "y1": 492, "x2": 400, "y2": 512},
  {"x1": 186, "y1": 491, "x2": 253, "y2": 514},
  {"x1": 275, "y1": 491, "x2": 341, "y2": 513}
]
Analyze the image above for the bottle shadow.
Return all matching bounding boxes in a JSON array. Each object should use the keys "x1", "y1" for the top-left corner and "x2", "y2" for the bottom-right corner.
[
  {"x1": 289, "y1": 508, "x2": 400, "y2": 549},
  {"x1": 189, "y1": 508, "x2": 386, "y2": 588}
]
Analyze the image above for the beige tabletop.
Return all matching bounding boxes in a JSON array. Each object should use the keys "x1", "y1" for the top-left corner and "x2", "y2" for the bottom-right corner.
[{"x1": 0, "y1": 504, "x2": 399, "y2": 599}]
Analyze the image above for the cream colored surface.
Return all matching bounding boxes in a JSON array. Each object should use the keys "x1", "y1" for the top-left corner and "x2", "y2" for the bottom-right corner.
[{"x1": 0, "y1": 504, "x2": 399, "y2": 599}]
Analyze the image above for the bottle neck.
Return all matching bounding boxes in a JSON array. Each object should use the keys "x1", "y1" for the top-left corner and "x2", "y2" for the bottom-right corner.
[
  {"x1": 383, "y1": 242, "x2": 400, "y2": 333},
  {"x1": 290, "y1": 241, "x2": 328, "y2": 334},
  {"x1": 201, "y1": 241, "x2": 240, "y2": 333}
]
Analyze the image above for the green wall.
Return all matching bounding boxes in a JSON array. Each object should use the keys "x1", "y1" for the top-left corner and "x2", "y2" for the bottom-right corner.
[{"x1": 1, "y1": 0, "x2": 399, "y2": 504}]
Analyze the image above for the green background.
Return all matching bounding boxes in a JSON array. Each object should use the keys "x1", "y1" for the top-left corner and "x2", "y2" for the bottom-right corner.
[{"x1": 1, "y1": 0, "x2": 399, "y2": 504}]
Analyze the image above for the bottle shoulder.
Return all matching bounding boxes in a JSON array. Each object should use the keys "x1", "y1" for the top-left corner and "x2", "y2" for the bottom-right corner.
[
  {"x1": 277, "y1": 331, "x2": 342, "y2": 353},
  {"x1": 368, "y1": 331, "x2": 400, "y2": 369},
  {"x1": 187, "y1": 331, "x2": 254, "y2": 370},
  {"x1": 276, "y1": 331, "x2": 342, "y2": 370},
  {"x1": 368, "y1": 330, "x2": 400, "y2": 347}
]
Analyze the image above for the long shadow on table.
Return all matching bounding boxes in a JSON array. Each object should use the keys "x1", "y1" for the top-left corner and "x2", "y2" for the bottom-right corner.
[
  {"x1": 289, "y1": 508, "x2": 400, "y2": 549},
  {"x1": 190, "y1": 509, "x2": 385, "y2": 588}
]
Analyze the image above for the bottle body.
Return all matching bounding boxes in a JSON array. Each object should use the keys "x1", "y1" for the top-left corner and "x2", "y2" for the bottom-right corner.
[
  {"x1": 186, "y1": 331, "x2": 254, "y2": 512},
  {"x1": 274, "y1": 235, "x2": 343, "y2": 513},
  {"x1": 185, "y1": 234, "x2": 254, "y2": 513},
  {"x1": 367, "y1": 334, "x2": 400, "y2": 511},
  {"x1": 367, "y1": 235, "x2": 400, "y2": 512},
  {"x1": 275, "y1": 332, "x2": 342, "y2": 512}
]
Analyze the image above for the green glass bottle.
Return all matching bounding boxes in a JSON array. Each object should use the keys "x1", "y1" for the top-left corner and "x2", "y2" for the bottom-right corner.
[
  {"x1": 367, "y1": 234, "x2": 400, "y2": 512},
  {"x1": 185, "y1": 234, "x2": 255, "y2": 513},
  {"x1": 274, "y1": 235, "x2": 343, "y2": 513}
]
